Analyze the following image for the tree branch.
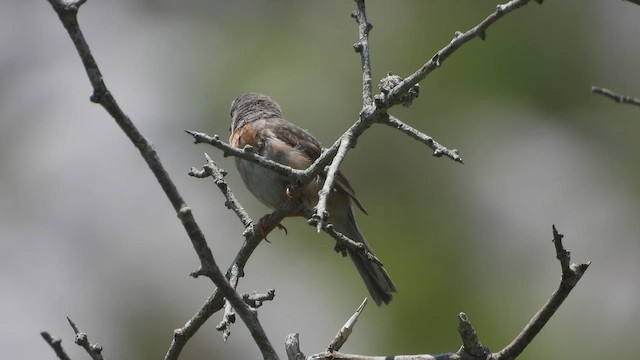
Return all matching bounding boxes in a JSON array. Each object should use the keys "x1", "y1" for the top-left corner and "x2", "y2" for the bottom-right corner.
[
  {"x1": 327, "y1": 298, "x2": 368, "y2": 352},
  {"x1": 591, "y1": 86, "x2": 640, "y2": 107},
  {"x1": 378, "y1": 0, "x2": 544, "y2": 109},
  {"x1": 290, "y1": 226, "x2": 589, "y2": 360},
  {"x1": 40, "y1": 332, "x2": 72, "y2": 360},
  {"x1": 46, "y1": 1, "x2": 279, "y2": 359},
  {"x1": 493, "y1": 226, "x2": 590, "y2": 359},
  {"x1": 168, "y1": 156, "x2": 292, "y2": 360},
  {"x1": 352, "y1": 0, "x2": 374, "y2": 106},
  {"x1": 383, "y1": 115, "x2": 464, "y2": 163},
  {"x1": 66, "y1": 318, "x2": 104, "y2": 360}
]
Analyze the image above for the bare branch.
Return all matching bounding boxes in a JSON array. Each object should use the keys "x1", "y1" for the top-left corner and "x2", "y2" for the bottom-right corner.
[
  {"x1": 352, "y1": 0, "x2": 374, "y2": 105},
  {"x1": 168, "y1": 155, "x2": 295, "y2": 359},
  {"x1": 312, "y1": 134, "x2": 353, "y2": 232},
  {"x1": 243, "y1": 289, "x2": 277, "y2": 308},
  {"x1": 493, "y1": 226, "x2": 590, "y2": 359},
  {"x1": 40, "y1": 332, "x2": 72, "y2": 360},
  {"x1": 384, "y1": 115, "x2": 464, "y2": 164},
  {"x1": 456, "y1": 313, "x2": 488, "y2": 358},
  {"x1": 379, "y1": 0, "x2": 543, "y2": 109},
  {"x1": 294, "y1": 226, "x2": 589, "y2": 360},
  {"x1": 591, "y1": 86, "x2": 640, "y2": 107},
  {"x1": 286, "y1": 333, "x2": 307, "y2": 360},
  {"x1": 186, "y1": 131, "x2": 302, "y2": 179},
  {"x1": 327, "y1": 298, "x2": 368, "y2": 352},
  {"x1": 188, "y1": 154, "x2": 253, "y2": 228},
  {"x1": 623, "y1": 0, "x2": 640, "y2": 5},
  {"x1": 67, "y1": 318, "x2": 104, "y2": 360},
  {"x1": 46, "y1": 2, "x2": 279, "y2": 359}
]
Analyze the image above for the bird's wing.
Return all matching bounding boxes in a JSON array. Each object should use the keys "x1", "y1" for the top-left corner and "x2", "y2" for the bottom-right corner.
[{"x1": 269, "y1": 118, "x2": 368, "y2": 215}]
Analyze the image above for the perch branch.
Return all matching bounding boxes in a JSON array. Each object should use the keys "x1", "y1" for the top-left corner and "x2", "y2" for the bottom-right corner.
[{"x1": 591, "y1": 86, "x2": 640, "y2": 107}]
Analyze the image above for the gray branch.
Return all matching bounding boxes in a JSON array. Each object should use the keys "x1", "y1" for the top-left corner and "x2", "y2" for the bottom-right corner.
[
  {"x1": 45, "y1": 1, "x2": 279, "y2": 359},
  {"x1": 384, "y1": 115, "x2": 463, "y2": 163},
  {"x1": 288, "y1": 226, "x2": 589, "y2": 360},
  {"x1": 40, "y1": 332, "x2": 72, "y2": 360},
  {"x1": 591, "y1": 86, "x2": 640, "y2": 107},
  {"x1": 378, "y1": 0, "x2": 544, "y2": 109},
  {"x1": 67, "y1": 318, "x2": 104, "y2": 360}
]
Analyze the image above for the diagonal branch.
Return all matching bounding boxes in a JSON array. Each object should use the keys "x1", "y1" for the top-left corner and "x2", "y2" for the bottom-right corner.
[
  {"x1": 45, "y1": 1, "x2": 279, "y2": 359},
  {"x1": 168, "y1": 155, "x2": 298, "y2": 360},
  {"x1": 591, "y1": 86, "x2": 640, "y2": 107},
  {"x1": 380, "y1": 0, "x2": 544, "y2": 109},
  {"x1": 40, "y1": 332, "x2": 72, "y2": 360},
  {"x1": 290, "y1": 226, "x2": 589, "y2": 360},
  {"x1": 384, "y1": 115, "x2": 464, "y2": 163}
]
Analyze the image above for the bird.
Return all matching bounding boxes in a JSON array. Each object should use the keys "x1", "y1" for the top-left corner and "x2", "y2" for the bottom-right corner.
[{"x1": 228, "y1": 92, "x2": 396, "y2": 305}]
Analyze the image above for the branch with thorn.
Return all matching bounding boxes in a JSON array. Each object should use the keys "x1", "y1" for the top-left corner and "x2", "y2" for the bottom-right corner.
[
  {"x1": 46, "y1": 1, "x2": 279, "y2": 359},
  {"x1": 285, "y1": 226, "x2": 589, "y2": 360}
]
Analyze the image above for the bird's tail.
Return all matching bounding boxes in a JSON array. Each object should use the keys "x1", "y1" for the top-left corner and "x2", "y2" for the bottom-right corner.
[{"x1": 337, "y1": 209, "x2": 396, "y2": 306}]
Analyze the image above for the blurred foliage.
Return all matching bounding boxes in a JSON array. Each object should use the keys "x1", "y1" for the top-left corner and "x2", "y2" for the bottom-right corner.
[{"x1": 5, "y1": 1, "x2": 640, "y2": 359}]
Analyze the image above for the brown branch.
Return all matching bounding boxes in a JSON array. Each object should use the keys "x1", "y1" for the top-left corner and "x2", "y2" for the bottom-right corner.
[
  {"x1": 591, "y1": 86, "x2": 640, "y2": 107},
  {"x1": 45, "y1": 1, "x2": 279, "y2": 359}
]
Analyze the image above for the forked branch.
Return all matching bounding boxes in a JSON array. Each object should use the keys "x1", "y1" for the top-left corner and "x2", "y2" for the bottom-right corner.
[{"x1": 287, "y1": 226, "x2": 589, "y2": 360}]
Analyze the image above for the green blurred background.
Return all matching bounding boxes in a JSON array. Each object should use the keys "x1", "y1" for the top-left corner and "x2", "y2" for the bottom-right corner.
[{"x1": 2, "y1": 1, "x2": 639, "y2": 359}]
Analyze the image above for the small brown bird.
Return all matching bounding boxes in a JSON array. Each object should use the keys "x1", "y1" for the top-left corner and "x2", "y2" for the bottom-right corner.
[{"x1": 229, "y1": 92, "x2": 396, "y2": 305}]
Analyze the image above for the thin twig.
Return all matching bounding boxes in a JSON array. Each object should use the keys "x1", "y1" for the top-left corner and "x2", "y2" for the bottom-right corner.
[
  {"x1": 384, "y1": 115, "x2": 463, "y2": 164},
  {"x1": 352, "y1": 0, "x2": 374, "y2": 105},
  {"x1": 188, "y1": 154, "x2": 253, "y2": 228},
  {"x1": 45, "y1": 2, "x2": 279, "y2": 359},
  {"x1": 312, "y1": 135, "x2": 353, "y2": 231},
  {"x1": 591, "y1": 86, "x2": 640, "y2": 107},
  {"x1": 40, "y1": 332, "x2": 72, "y2": 360},
  {"x1": 186, "y1": 131, "x2": 302, "y2": 179}
]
